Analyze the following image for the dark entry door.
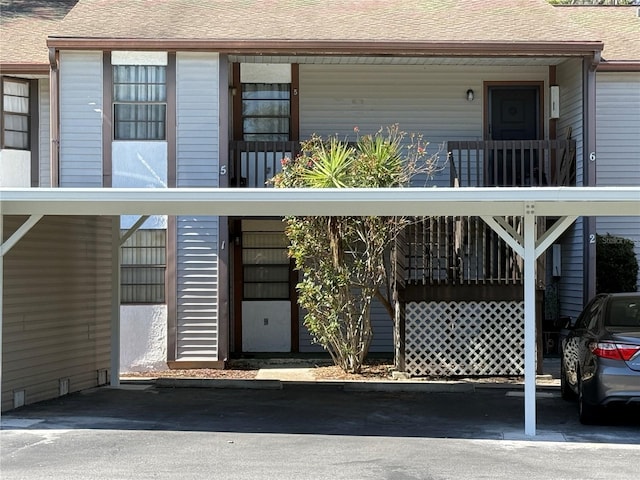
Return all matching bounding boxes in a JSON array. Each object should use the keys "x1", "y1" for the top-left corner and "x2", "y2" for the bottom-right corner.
[{"x1": 487, "y1": 86, "x2": 540, "y2": 186}]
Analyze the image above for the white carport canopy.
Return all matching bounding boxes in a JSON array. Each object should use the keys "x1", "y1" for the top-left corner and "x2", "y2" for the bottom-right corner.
[{"x1": 1, "y1": 186, "x2": 639, "y2": 437}]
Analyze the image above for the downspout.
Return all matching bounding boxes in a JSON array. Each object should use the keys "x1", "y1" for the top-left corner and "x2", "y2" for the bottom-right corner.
[
  {"x1": 583, "y1": 52, "x2": 600, "y2": 302},
  {"x1": 48, "y1": 47, "x2": 59, "y2": 188}
]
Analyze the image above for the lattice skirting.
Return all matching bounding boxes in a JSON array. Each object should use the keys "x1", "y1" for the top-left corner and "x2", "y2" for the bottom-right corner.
[{"x1": 404, "y1": 301, "x2": 525, "y2": 377}]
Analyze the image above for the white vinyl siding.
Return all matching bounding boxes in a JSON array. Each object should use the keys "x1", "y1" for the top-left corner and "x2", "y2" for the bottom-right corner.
[
  {"x1": 175, "y1": 53, "x2": 221, "y2": 360},
  {"x1": 38, "y1": 79, "x2": 50, "y2": 187},
  {"x1": 556, "y1": 58, "x2": 585, "y2": 319},
  {"x1": 300, "y1": 63, "x2": 548, "y2": 187},
  {"x1": 596, "y1": 72, "x2": 640, "y2": 288},
  {"x1": 2, "y1": 215, "x2": 112, "y2": 412},
  {"x1": 59, "y1": 51, "x2": 103, "y2": 187}
]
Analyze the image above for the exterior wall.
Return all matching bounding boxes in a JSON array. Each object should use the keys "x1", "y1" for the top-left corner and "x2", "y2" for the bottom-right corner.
[
  {"x1": 299, "y1": 63, "x2": 549, "y2": 187},
  {"x1": 175, "y1": 52, "x2": 221, "y2": 361},
  {"x1": 0, "y1": 150, "x2": 30, "y2": 186},
  {"x1": 2, "y1": 215, "x2": 113, "y2": 412},
  {"x1": 595, "y1": 72, "x2": 640, "y2": 289},
  {"x1": 120, "y1": 305, "x2": 167, "y2": 372},
  {"x1": 39, "y1": 78, "x2": 51, "y2": 187},
  {"x1": 556, "y1": 58, "x2": 586, "y2": 319},
  {"x1": 298, "y1": 298, "x2": 393, "y2": 353},
  {"x1": 59, "y1": 51, "x2": 103, "y2": 187},
  {"x1": 299, "y1": 63, "x2": 550, "y2": 350}
]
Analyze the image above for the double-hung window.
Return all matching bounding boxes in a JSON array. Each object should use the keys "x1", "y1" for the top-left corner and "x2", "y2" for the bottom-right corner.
[
  {"x1": 1, "y1": 78, "x2": 30, "y2": 150},
  {"x1": 121, "y1": 229, "x2": 167, "y2": 304},
  {"x1": 113, "y1": 65, "x2": 166, "y2": 140}
]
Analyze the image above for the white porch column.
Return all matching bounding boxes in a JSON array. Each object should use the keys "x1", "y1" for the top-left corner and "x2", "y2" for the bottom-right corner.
[{"x1": 523, "y1": 205, "x2": 537, "y2": 436}]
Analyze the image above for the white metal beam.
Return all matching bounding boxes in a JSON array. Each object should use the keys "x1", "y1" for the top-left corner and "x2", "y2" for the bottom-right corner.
[
  {"x1": 0, "y1": 214, "x2": 44, "y2": 257},
  {"x1": 1, "y1": 187, "x2": 639, "y2": 217},
  {"x1": 535, "y1": 216, "x2": 578, "y2": 260},
  {"x1": 523, "y1": 206, "x2": 537, "y2": 436},
  {"x1": 480, "y1": 215, "x2": 524, "y2": 258},
  {"x1": 119, "y1": 215, "x2": 150, "y2": 246}
]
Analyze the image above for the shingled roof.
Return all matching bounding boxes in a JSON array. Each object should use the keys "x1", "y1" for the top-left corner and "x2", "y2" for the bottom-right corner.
[
  {"x1": 554, "y1": 5, "x2": 640, "y2": 67},
  {"x1": 4, "y1": 0, "x2": 636, "y2": 70},
  {"x1": 50, "y1": 0, "x2": 591, "y2": 43},
  {"x1": 0, "y1": 0, "x2": 79, "y2": 71}
]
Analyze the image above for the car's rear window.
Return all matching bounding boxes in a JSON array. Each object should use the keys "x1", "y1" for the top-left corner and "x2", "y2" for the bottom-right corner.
[{"x1": 605, "y1": 298, "x2": 640, "y2": 328}]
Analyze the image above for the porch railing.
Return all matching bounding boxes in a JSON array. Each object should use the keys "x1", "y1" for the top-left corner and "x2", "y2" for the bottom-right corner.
[
  {"x1": 447, "y1": 139, "x2": 576, "y2": 187},
  {"x1": 404, "y1": 216, "x2": 524, "y2": 286},
  {"x1": 229, "y1": 141, "x2": 301, "y2": 188}
]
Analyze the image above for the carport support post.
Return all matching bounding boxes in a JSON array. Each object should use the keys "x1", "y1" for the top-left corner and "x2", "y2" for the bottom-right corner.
[
  {"x1": 0, "y1": 212, "x2": 3, "y2": 395},
  {"x1": 111, "y1": 217, "x2": 120, "y2": 387},
  {"x1": 523, "y1": 206, "x2": 536, "y2": 436}
]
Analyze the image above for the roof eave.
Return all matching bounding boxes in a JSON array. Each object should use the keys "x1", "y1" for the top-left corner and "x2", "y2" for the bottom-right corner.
[
  {"x1": 597, "y1": 61, "x2": 640, "y2": 72},
  {"x1": 45, "y1": 38, "x2": 604, "y2": 57},
  {"x1": 0, "y1": 63, "x2": 50, "y2": 75}
]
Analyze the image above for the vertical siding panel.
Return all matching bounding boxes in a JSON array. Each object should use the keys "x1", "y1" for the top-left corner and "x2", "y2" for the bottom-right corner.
[
  {"x1": 596, "y1": 72, "x2": 640, "y2": 288},
  {"x1": 39, "y1": 79, "x2": 51, "y2": 187},
  {"x1": 175, "y1": 53, "x2": 221, "y2": 360},
  {"x1": 556, "y1": 58, "x2": 585, "y2": 319},
  {"x1": 59, "y1": 51, "x2": 103, "y2": 187},
  {"x1": 2, "y1": 216, "x2": 113, "y2": 411}
]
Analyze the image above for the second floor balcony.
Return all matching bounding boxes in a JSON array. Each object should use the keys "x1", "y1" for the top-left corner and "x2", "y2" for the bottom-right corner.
[{"x1": 230, "y1": 139, "x2": 576, "y2": 189}]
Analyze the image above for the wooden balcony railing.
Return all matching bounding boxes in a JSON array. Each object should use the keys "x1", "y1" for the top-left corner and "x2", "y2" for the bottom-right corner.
[
  {"x1": 447, "y1": 139, "x2": 576, "y2": 187},
  {"x1": 229, "y1": 141, "x2": 301, "y2": 188},
  {"x1": 404, "y1": 216, "x2": 525, "y2": 286}
]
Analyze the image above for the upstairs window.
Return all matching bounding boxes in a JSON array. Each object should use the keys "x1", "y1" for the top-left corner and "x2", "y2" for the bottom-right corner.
[
  {"x1": 2, "y1": 78, "x2": 30, "y2": 150},
  {"x1": 121, "y1": 229, "x2": 166, "y2": 304},
  {"x1": 242, "y1": 83, "x2": 290, "y2": 141},
  {"x1": 113, "y1": 65, "x2": 166, "y2": 140}
]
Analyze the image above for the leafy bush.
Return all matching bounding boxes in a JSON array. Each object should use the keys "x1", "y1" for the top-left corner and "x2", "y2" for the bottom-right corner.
[
  {"x1": 272, "y1": 126, "x2": 440, "y2": 373},
  {"x1": 596, "y1": 234, "x2": 638, "y2": 293}
]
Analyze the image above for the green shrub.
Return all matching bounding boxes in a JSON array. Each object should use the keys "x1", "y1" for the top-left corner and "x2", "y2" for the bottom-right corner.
[{"x1": 596, "y1": 234, "x2": 638, "y2": 293}]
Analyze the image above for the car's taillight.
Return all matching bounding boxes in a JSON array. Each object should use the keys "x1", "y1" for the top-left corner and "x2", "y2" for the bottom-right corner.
[{"x1": 589, "y1": 342, "x2": 640, "y2": 361}]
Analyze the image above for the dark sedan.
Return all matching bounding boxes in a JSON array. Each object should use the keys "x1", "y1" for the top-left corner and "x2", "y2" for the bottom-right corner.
[{"x1": 560, "y1": 292, "x2": 640, "y2": 424}]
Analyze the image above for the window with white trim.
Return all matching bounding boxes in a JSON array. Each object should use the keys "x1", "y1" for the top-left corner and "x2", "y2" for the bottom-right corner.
[
  {"x1": 113, "y1": 65, "x2": 166, "y2": 140},
  {"x1": 1, "y1": 77, "x2": 30, "y2": 150},
  {"x1": 121, "y1": 229, "x2": 166, "y2": 304}
]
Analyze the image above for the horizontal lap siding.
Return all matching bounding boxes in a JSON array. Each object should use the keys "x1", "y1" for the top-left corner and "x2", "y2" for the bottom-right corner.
[
  {"x1": 175, "y1": 53, "x2": 221, "y2": 360},
  {"x1": 59, "y1": 51, "x2": 103, "y2": 187},
  {"x1": 299, "y1": 63, "x2": 549, "y2": 350},
  {"x1": 596, "y1": 73, "x2": 640, "y2": 288},
  {"x1": 299, "y1": 64, "x2": 548, "y2": 187},
  {"x1": 2, "y1": 216, "x2": 113, "y2": 411},
  {"x1": 556, "y1": 59, "x2": 585, "y2": 319}
]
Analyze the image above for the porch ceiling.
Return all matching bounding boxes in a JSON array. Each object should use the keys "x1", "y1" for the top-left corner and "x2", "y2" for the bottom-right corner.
[{"x1": 230, "y1": 55, "x2": 570, "y2": 67}]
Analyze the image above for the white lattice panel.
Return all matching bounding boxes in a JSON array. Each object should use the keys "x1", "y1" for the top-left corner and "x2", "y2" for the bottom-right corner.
[{"x1": 405, "y1": 301, "x2": 524, "y2": 377}]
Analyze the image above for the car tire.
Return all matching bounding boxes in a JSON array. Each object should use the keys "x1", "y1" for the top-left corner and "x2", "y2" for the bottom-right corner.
[
  {"x1": 578, "y1": 377, "x2": 599, "y2": 425},
  {"x1": 560, "y1": 359, "x2": 576, "y2": 401}
]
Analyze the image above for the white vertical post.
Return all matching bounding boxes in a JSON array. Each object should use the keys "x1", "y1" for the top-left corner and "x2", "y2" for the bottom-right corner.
[
  {"x1": 0, "y1": 212, "x2": 4, "y2": 399},
  {"x1": 524, "y1": 206, "x2": 537, "y2": 436},
  {"x1": 111, "y1": 217, "x2": 121, "y2": 387}
]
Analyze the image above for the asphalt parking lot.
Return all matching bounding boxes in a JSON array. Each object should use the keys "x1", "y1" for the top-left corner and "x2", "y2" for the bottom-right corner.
[{"x1": 2, "y1": 383, "x2": 640, "y2": 479}]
